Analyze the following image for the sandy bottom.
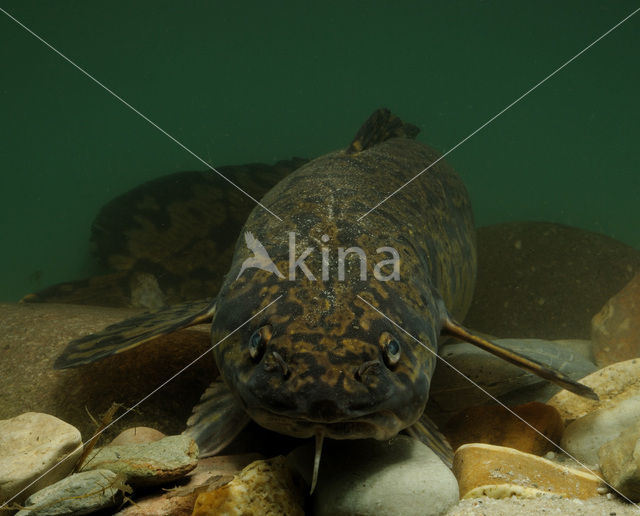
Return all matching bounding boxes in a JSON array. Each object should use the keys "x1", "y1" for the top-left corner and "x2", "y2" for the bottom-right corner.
[{"x1": 446, "y1": 495, "x2": 640, "y2": 515}]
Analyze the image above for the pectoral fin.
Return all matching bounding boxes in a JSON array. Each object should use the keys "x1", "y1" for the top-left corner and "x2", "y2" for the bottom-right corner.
[
  {"x1": 442, "y1": 318, "x2": 598, "y2": 401},
  {"x1": 54, "y1": 299, "x2": 216, "y2": 368},
  {"x1": 182, "y1": 378, "x2": 250, "y2": 456},
  {"x1": 406, "y1": 413, "x2": 454, "y2": 468}
]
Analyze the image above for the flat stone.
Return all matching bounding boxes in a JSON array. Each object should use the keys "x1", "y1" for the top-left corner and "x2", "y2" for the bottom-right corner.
[
  {"x1": 84, "y1": 435, "x2": 198, "y2": 486},
  {"x1": 429, "y1": 338, "x2": 596, "y2": 422},
  {"x1": 561, "y1": 396, "x2": 640, "y2": 466},
  {"x1": 444, "y1": 402, "x2": 563, "y2": 455},
  {"x1": 592, "y1": 273, "x2": 640, "y2": 367},
  {"x1": 16, "y1": 469, "x2": 126, "y2": 516},
  {"x1": 467, "y1": 222, "x2": 640, "y2": 340},
  {"x1": 114, "y1": 453, "x2": 262, "y2": 515},
  {"x1": 0, "y1": 412, "x2": 82, "y2": 506},
  {"x1": 598, "y1": 426, "x2": 640, "y2": 502},
  {"x1": 291, "y1": 436, "x2": 458, "y2": 516},
  {"x1": 109, "y1": 427, "x2": 166, "y2": 446},
  {"x1": 191, "y1": 456, "x2": 304, "y2": 516},
  {"x1": 547, "y1": 358, "x2": 640, "y2": 425},
  {"x1": 453, "y1": 443, "x2": 603, "y2": 499}
]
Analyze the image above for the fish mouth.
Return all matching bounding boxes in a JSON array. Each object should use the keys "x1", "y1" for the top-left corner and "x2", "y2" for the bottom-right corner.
[{"x1": 249, "y1": 406, "x2": 407, "y2": 440}]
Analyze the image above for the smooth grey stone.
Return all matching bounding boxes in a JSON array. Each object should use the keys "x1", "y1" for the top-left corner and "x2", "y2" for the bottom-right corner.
[
  {"x1": 562, "y1": 395, "x2": 640, "y2": 466},
  {"x1": 16, "y1": 469, "x2": 123, "y2": 516},
  {"x1": 599, "y1": 425, "x2": 640, "y2": 502},
  {"x1": 290, "y1": 436, "x2": 459, "y2": 516},
  {"x1": 428, "y1": 338, "x2": 597, "y2": 420}
]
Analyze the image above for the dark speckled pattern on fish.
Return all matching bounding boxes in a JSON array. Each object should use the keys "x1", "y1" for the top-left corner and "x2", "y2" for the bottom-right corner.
[
  {"x1": 211, "y1": 112, "x2": 476, "y2": 440},
  {"x1": 54, "y1": 109, "x2": 596, "y2": 465}
]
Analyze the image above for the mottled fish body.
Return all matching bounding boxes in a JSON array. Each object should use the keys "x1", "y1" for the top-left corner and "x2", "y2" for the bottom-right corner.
[
  {"x1": 55, "y1": 110, "x2": 596, "y2": 484},
  {"x1": 212, "y1": 112, "x2": 475, "y2": 442}
]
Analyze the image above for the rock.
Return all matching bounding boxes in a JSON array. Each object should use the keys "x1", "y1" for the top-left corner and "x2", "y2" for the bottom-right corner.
[
  {"x1": 290, "y1": 436, "x2": 458, "y2": 516},
  {"x1": 453, "y1": 443, "x2": 603, "y2": 499},
  {"x1": 428, "y1": 338, "x2": 596, "y2": 422},
  {"x1": 16, "y1": 469, "x2": 127, "y2": 516},
  {"x1": 445, "y1": 494, "x2": 640, "y2": 516},
  {"x1": 598, "y1": 426, "x2": 640, "y2": 502},
  {"x1": 0, "y1": 412, "x2": 82, "y2": 506},
  {"x1": 548, "y1": 358, "x2": 640, "y2": 425},
  {"x1": 114, "y1": 453, "x2": 262, "y2": 516},
  {"x1": 0, "y1": 303, "x2": 214, "y2": 443},
  {"x1": 444, "y1": 402, "x2": 563, "y2": 455},
  {"x1": 84, "y1": 435, "x2": 198, "y2": 486},
  {"x1": 592, "y1": 273, "x2": 640, "y2": 367},
  {"x1": 191, "y1": 456, "x2": 304, "y2": 516},
  {"x1": 109, "y1": 427, "x2": 166, "y2": 446},
  {"x1": 467, "y1": 222, "x2": 640, "y2": 340},
  {"x1": 561, "y1": 396, "x2": 640, "y2": 466}
]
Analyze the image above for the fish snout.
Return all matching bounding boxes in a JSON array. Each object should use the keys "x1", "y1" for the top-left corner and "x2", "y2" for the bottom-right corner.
[
  {"x1": 308, "y1": 399, "x2": 342, "y2": 420},
  {"x1": 354, "y1": 359, "x2": 382, "y2": 383}
]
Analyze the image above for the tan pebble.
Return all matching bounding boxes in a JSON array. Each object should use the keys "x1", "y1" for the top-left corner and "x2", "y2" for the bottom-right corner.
[
  {"x1": 192, "y1": 456, "x2": 304, "y2": 516},
  {"x1": 453, "y1": 443, "x2": 603, "y2": 500},
  {"x1": 547, "y1": 359, "x2": 640, "y2": 425}
]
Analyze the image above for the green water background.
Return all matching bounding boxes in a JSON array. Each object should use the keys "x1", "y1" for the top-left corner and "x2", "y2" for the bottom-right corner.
[{"x1": 1, "y1": 1, "x2": 638, "y2": 302}]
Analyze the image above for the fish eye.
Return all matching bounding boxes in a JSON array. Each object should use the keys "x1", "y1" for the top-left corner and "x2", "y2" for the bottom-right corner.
[
  {"x1": 380, "y1": 331, "x2": 401, "y2": 368},
  {"x1": 249, "y1": 325, "x2": 272, "y2": 360}
]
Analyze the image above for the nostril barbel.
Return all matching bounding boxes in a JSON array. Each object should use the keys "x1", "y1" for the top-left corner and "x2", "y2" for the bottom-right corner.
[
  {"x1": 355, "y1": 359, "x2": 379, "y2": 381},
  {"x1": 271, "y1": 351, "x2": 290, "y2": 378}
]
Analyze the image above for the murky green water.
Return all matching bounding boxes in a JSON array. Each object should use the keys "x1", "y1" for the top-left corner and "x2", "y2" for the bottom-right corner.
[{"x1": 1, "y1": 1, "x2": 638, "y2": 302}]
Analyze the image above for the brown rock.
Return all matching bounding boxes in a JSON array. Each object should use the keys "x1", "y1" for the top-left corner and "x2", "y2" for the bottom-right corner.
[
  {"x1": 592, "y1": 273, "x2": 640, "y2": 366},
  {"x1": 109, "y1": 427, "x2": 166, "y2": 446},
  {"x1": 192, "y1": 456, "x2": 304, "y2": 516},
  {"x1": 0, "y1": 303, "x2": 214, "y2": 443},
  {"x1": 598, "y1": 425, "x2": 640, "y2": 502},
  {"x1": 547, "y1": 358, "x2": 640, "y2": 425},
  {"x1": 467, "y1": 222, "x2": 640, "y2": 340},
  {"x1": 453, "y1": 443, "x2": 603, "y2": 499},
  {"x1": 444, "y1": 402, "x2": 563, "y2": 455}
]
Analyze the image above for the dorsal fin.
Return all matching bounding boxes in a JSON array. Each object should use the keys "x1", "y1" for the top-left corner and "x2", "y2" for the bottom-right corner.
[{"x1": 347, "y1": 108, "x2": 420, "y2": 154}]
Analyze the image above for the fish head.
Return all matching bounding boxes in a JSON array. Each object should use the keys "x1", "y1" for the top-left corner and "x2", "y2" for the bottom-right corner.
[{"x1": 212, "y1": 250, "x2": 442, "y2": 441}]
